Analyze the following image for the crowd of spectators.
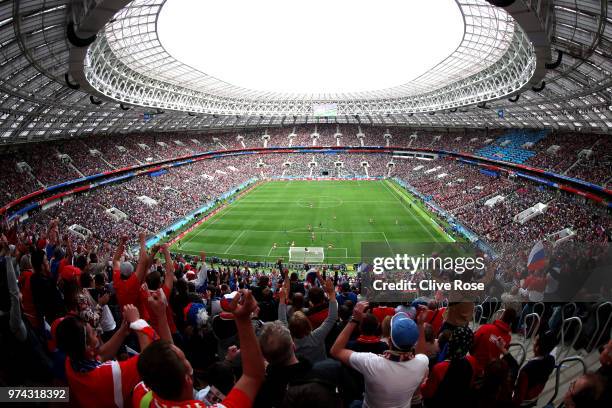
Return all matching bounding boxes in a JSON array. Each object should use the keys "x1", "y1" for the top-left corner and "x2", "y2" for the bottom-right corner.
[
  {"x1": 392, "y1": 159, "x2": 514, "y2": 211},
  {"x1": 13, "y1": 144, "x2": 81, "y2": 186},
  {"x1": 56, "y1": 140, "x2": 114, "y2": 176},
  {"x1": 2, "y1": 127, "x2": 611, "y2": 210},
  {"x1": 15, "y1": 155, "x2": 260, "y2": 252},
  {"x1": 526, "y1": 133, "x2": 598, "y2": 174},
  {"x1": 0, "y1": 158, "x2": 41, "y2": 205},
  {"x1": 3, "y1": 147, "x2": 608, "y2": 268},
  {"x1": 1, "y1": 219, "x2": 610, "y2": 407},
  {"x1": 453, "y1": 181, "x2": 556, "y2": 242},
  {"x1": 565, "y1": 137, "x2": 612, "y2": 186}
]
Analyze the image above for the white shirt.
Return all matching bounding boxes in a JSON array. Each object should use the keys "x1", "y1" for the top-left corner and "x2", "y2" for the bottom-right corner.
[
  {"x1": 349, "y1": 352, "x2": 428, "y2": 408},
  {"x1": 99, "y1": 305, "x2": 116, "y2": 332}
]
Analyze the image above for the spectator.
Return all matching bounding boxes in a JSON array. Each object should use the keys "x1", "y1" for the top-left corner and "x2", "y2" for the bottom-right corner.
[
  {"x1": 287, "y1": 291, "x2": 306, "y2": 317},
  {"x1": 305, "y1": 286, "x2": 328, "y2": 329},
  {"x1": 421, "y1": 326, "x2": 476, "y2": 407},
  {"x1": 57, "y1": 300, "x2": 168, "y2": 408},
  {"x1": 256, "y1": 320, "x2": 337, "y2": 408},
  {"x1": 331, "y1": 302, "x2": 429, "y2": 408},
  {"x1": 257, "y1": 287, "x2": 278, "y2": 322},
  {"x1": 471, "y1": 308, "x2": 516, "y2": 373},
  {"x1": 421, "y1": 323, "x2": 439, "y2": 361},
  {"x1": 112, "y1": 235, "x2": 145, "y2": 310},
  {"x1": 279, "y1": 278, "x2": 338, "y2": 364},
  {"x1": 470, "y1": 358, "x2": 516, "y2": 408},
  {"x1": 441, "y1": 302, "x2": 474, "y2": 332},
  {"x1": 371, "y1": 304, "x2": 395, "y2": 324},
  {"x1": 563, "y1": 372, "x2": 609, "y2": 408},
  {"x1": 281, "y1": 382, "x2": 340, "y2": 408},
  {"x1": 337, "y1": 282, "x2": 357, "y2": 306},
  {"x1": 133, "y1": 289, "x2": 265, "y2": 408},
  {"x1": 512, "y1": 331, "x2": 557, "y2": 406},
  {"x1": 347, "y1": 312, "x2": 388, "y2": 355},
  {"x1": 30, "y1": 247, "x2": 65, "y2": 325}
]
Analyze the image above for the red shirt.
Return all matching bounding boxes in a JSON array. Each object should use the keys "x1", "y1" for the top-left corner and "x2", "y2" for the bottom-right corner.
[
  {"x1": 307, "y1": 307, "x2": 328, "y2": 329},
  {"x1": 471, "y1": 320, "x2": 512, "y2": 373},
  {"x1": 421, "y1": 307, "x2": 446, "y2": 337},
  {"x1": 524, "y1": 275, "x2": 546, "y2": 292},
  {"x1": 65, "y1": 356, "x2": 140, "y2": 408},
  {"x1": 421, "y1": 355, "x2": 478, "y2": 398},
  {"x1": 18, "y1": 269, "x2": 38, "y2": 328},
  {"x1": 113, "y1": 269, "x2": 141, "y2": 311},
  {"x1": 372, "y1": 306, "x2": 395, "y2": 323},
  {"x1": 132, "y1": 381, "x2": 252, "y2": 408}
]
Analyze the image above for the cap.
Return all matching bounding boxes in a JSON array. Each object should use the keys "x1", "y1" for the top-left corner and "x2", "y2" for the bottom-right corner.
[
  {"x1": 183, "y1": 302, "x2": 208, "y2": 327},
  {"x1": 390, "y1": 312, "x2": 419, "y2": 351},
  {"x1": 59, "y1": 264, "x2": 81, "y2": 282},
  {"x1": 220, "y1": 291, "x2": 238, "y2": 312},
  {"x1": 120, "y1": 262, "x2": 134, "y2": 278}
]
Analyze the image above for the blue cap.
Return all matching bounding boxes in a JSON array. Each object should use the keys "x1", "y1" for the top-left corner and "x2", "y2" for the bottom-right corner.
[{"x1": 390, "y1": 312, "x2": 419, "y2": 351}]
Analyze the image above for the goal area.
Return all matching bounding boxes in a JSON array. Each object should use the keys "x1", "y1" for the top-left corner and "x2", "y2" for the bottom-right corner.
[{"x1": 288, "y1": 247, "x2": 325, "y2": 264}]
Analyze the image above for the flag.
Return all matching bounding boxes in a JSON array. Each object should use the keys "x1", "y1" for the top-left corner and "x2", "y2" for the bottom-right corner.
[{"x1": 527, "y1": 241, "x2": 548, "y2": 271}]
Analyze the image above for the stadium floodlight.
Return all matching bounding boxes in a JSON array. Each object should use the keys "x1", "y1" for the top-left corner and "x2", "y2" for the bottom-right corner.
[{"x1": 289, "y1": 247, "x2": 325, "y2": 264}]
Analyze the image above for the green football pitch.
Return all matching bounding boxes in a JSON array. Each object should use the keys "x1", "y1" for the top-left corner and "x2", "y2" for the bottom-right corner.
[{"x1": 170, "y1": 179, "x2": 453, "y2": 263}]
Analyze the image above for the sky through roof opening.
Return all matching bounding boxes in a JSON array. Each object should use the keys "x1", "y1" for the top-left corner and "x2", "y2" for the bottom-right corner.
[{"x1": 158, "y1": 0, "x2": 464, "y2": 95}]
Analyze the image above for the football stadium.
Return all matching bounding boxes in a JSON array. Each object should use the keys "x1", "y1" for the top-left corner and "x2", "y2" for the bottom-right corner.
[{"x1": 0, "y1": 0, "x2": 611, "y2": 407}]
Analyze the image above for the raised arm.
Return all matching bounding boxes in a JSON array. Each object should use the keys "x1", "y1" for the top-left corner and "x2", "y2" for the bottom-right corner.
[
  {"x1": 134, "y1": 232, "x2": 151, "y2": 283},
  {"x1": 98, "y1": 302, "x2": 167, "y2": 360},
  {"x1": 112, "y1": 235, "x2": 128, "y2": 271},
  {"x1": 147, "y1": 291, "x2": 173, "y2": 343},
  {"x1": 311, "y1": 277, "x2": 338, "y2": 341},
  {"x1": 161, "y1": 244, "x2": 175, "y2": 292},
  {"x1": 63, "y1": 234, "x2": 73, "y2": 261},
  {"x1": 331, "y1": 301, "x2": 368, "y2": 365},
  {"x1": 98, "y1": 306, "x2": 133, "y2": 361},
  {"x1": 276, "y1": 278, "x2": 290, "y2": 326},
  {"x1": 414, "y1": 305, "x2": 428, "y2": 355},
  {"x1": 47, "y1": 219, "x2": 59, "y2": 247},
  {"x1": 226, "y1": 290, "x2": 266, "y2": 402},
  {"x1": 2, "y1": 236, "x2": 27, "y2": 342}
]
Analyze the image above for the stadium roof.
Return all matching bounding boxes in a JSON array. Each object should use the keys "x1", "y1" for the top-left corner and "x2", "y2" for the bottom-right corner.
[{"x1": 0, "y1": 0, "x2": 611, "y2": 144}]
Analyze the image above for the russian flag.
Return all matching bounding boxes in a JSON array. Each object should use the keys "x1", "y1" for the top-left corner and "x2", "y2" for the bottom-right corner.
[{"x1": 527, "y1": 241, "x2": 548, "y2": 271}]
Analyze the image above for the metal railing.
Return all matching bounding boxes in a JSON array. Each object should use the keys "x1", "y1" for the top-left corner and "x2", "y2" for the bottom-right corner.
[
  {"x1": 586, "y1": 301, "x2": 612, "y2": 352},
  {"x1": 523, "y1": 312, "x2": 541, "y2": 351},
  {"x1": 558, "y1": 316, "x2": 583, "y2": 359},
  {"x1": 546, "y1": 356, "x2": 587, "y2": 407}
]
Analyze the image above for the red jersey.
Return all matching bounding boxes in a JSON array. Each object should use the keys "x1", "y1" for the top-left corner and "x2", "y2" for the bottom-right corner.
[
  {"x1": 524, "y1": 275, "x2": 546, "y2": 292},
  {"x1": 65, "y1": 356, "x2": 140, "y2": 408},
  {"x1": 471, "y1": 319, "x2": 512, "y2": 373},
  {"x1": 132, "y1": 381, "x2": 252, "y2": 408},
  {"x1": 18, "y1": 269, "x2": 39, "y2": 328},
  {"x1": 421, "y1": 307, "x2": 446, "y2": 337},
  {"x1": 113, "y1": 269, "x2": 141, "y2": 311},
  {"x1": 372, "y1": 306, "x2": 395, "y2": 323},
  {"x1": 306, "y1": 307, "x2": 329, "y2": 329}
]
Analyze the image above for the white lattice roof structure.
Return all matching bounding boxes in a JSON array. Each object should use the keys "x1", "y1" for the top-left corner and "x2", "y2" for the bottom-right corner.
[{"x1": 0, "y1": 0, "x2": 610, "y2": 144}]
